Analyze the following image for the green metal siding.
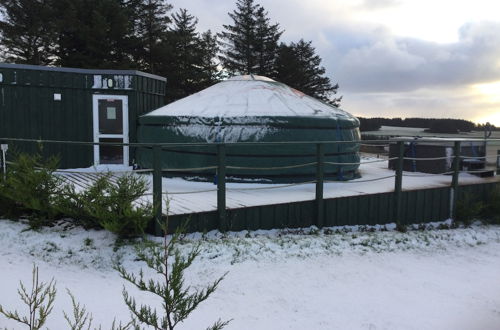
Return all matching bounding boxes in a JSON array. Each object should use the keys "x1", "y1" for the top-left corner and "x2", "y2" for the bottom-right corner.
[
  {"x1": 164, "y1": 182, "x2": 499, "y2": 234},
  {"x1": 0, "y1": 63, "x2": 166, "y2": 168}
]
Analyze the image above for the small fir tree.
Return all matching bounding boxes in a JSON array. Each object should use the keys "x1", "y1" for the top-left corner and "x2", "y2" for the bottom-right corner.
[
  {"x1": 0, "y1": 267, "x2": 132, "y2": 329},
  {"x1": 55, "y1": 173, "x2": 152, "y2": 238},
  {"x1": 0, "y1": 265, "x2": 56, "y2": 330},
  {"x1": 0, "y1": 152, "x2": 64, "y2": 227},
  {"x1": 64, "y1": 289, "x2": 132, "y2": 330},
  {"x1": 115, "y1": 219, "x2": 230, "y2": 330}
]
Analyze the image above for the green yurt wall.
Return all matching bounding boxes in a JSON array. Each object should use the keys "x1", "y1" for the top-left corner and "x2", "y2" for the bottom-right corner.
[{"x1": 137, "y1": 75, "x2": 360, "y2": 183}]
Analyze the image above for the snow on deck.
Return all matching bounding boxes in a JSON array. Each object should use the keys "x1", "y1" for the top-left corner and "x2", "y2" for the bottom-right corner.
[
  {"x1": 57, "y1": 158, "x2": 500, "y2": 216},
  {"x1": 154, "y1": 158, "x2": 499, "y2": 215}
]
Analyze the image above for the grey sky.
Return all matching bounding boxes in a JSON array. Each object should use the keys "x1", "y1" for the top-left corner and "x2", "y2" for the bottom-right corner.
[{"x1": 168, "y1": 0, "x2": 500, "y2": 125}]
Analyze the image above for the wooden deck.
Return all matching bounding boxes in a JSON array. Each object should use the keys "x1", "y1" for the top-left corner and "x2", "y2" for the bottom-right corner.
[{"x1": 56, "y1": 160, "x2": 500, "y2": 217}]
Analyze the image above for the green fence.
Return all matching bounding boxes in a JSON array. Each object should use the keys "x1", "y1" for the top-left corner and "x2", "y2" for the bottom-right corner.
[
  {"x1": 0, "y1": 137, "x2": 499, "y2": 235},
  {"x1": 166, "y1": 183, "x2": 498, "y2": 233}
]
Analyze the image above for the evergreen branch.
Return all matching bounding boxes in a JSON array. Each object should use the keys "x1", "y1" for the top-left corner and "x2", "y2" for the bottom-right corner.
[
  {"x1": 206, "y1": 318, "x2": 232, "y2": 330},
  {"x1": 0, "y1": 264, "x2": 56, "y2": 330},
  {"x1": 63, "y1": 289, "x2": 93, "y2": 330}
]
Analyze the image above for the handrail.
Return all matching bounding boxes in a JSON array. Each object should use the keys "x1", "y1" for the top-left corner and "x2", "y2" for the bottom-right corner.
[
  {"x1": 1, "y1": 136, "x2": 499, "y2": 235},
  {"x1": 1, "y1": 136, "x2": 499, "y2": 148},
  {"x1": 227, "y1": 162, "x2": 317, "y2": 170}
]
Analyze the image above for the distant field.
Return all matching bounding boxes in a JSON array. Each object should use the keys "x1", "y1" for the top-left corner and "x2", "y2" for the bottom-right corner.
[{"x1": 362, "y1": 126, "x2": 500, "y2": 165}]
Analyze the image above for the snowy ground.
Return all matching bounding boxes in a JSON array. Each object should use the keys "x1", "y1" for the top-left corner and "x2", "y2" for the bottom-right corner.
[{"x1": 1, "y1": 219, "x2": 500, "y2": 329}]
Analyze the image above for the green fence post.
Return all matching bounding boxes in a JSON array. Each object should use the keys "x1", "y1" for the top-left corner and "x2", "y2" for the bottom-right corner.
[
  {"x1": 217, "y1": 144, "x2": 227, "y2": 232},
  {"x1": 153, "y1": 146, "x2": 163, "y2": 235},
  {"x1": 451, "y1": 141, "x2": 461, "y2": 219},
  {"x1": 315, "y1": 143, "x2": 325, "y2": 227},
  {"x1": 394, "y1": 141, "x2": 404, "y2": 225},
  {"x1": 497, "y1": 150, "x2": 500, "y2": 175}
]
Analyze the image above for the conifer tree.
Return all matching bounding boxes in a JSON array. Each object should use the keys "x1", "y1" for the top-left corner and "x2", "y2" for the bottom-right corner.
[
  {"x1": 254, "y1": 6, "x2": 281, "y2": 76},
  {"x1": 53, "y1": 0, "x2": 136, "y2": 69},
  {"x1": 164, "y1": 8, "x2": 200, "y2": 102},
  {"x1": 116, "y1": 220, "x2": 230, "y2": 330},
  {"x1": 275, "y1": 39, "x2": 342, "y2": 106},
  {"x1": 131, "y1": 0, "x2": 172, "y2": 73},
  {"x1": 219, "y1": 0, "x2": 282, "y2": 76},
  {"x1": 0, "y1": 265, "x2": 56, "y2": 330},
  {"x1": 196, "y1": 30, "x2": 222, "y2": 89},
  {"x1": 0, "y1": 0, "x2": 56, "y2": 65},
  {"x1": 164, "y1": 9, "x2": 221, "y2": 103}
]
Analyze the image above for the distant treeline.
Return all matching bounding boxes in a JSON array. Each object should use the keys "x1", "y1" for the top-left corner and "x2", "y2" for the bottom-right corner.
[{"x1": 358, "y1": 117, "x2": 498, "y2": 133}]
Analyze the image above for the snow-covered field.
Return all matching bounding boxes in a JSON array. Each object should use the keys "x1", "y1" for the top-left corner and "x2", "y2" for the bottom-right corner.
[{"x1": 1, "y1": 219, "x2": 500, "y2": 330}]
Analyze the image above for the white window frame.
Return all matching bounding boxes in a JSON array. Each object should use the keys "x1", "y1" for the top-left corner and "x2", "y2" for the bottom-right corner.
[{"x1": 92, "y1": 94, "x2": 129, "y2": 166}]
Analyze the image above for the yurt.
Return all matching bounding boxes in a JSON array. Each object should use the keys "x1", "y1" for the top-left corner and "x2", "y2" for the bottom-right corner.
[{"x1": 137, "y1": 75, "x2": 361, "y2": 182}]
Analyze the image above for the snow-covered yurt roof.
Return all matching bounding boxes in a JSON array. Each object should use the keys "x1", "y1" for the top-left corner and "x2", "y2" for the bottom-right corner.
[
  {"x1": 144, "y1": 75, "x2": 355, "y2": 120},
  {"x1": 137, "y1": 75, "x2": 361, "y2": 182}
]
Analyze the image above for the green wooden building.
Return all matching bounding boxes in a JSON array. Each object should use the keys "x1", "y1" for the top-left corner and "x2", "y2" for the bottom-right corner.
[{"x1": 0, "y1": 63, "x2": 166, "y2": 168}]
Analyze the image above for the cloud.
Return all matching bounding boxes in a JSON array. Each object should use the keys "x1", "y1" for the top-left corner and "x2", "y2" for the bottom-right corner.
[
  {"x1": 321, "y1": 21, "x2": 500, "y2": 93},
  {"x1": 344, "y1": 86, "x2": 498, "y2": 123},
  {"x1": 167, "y1": 0, "x2": 500, "y2": 123},
  {"x1": 358, "y1": 0, "x2": 401, "y2": 10}
]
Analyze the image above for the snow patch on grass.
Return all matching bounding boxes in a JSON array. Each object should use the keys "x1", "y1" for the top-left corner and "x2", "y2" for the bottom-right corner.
[
  {"x1": 1, "y1": 219, "x2": 499, "y2": 271},
  {"x1": 1, "y1": 219, "x2": 500, "y2": 329}
]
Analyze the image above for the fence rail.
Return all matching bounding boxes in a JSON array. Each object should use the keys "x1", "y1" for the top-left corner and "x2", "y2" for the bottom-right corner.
[{"x1": 1, "y1": 137, "x2": 499, "y2": 233}]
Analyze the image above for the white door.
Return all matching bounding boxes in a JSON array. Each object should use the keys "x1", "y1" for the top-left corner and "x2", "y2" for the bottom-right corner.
[{"x1": 92, "y1": 95, "x2": 129, "y2": 166}]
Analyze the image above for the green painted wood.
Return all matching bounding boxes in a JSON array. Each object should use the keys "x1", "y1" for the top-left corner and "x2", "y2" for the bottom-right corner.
[
  {"x1": 451, "y1": 141, "x2": 461, "y2": 219},
  {"x1": 357, "y1": 196, "x2": 369, "y2": 225},
  {"x1": 315, "y1": 143, "x2": 325, "y2": 227},
  {"x1": 426, "y1": 190, "x2": 436, "y2": 221},
  {"x1": 394, "y1": 141, "x2": 405, "y2": 224},
  {"x1": 440, "y1": 188, "x2": 449, "y2": 220},
  {"x1": 217, "y1": 144, "x2": 227, "y2": 231},
  {"x1": 153, "y1": 146, "x2": 162, "y2": 236},
  {"x1": 154, "y1": 182, "x2": 499, "y2": 235},
  {"x1": 0, "y1": 64, "x2": 166, "y2": 168},
  {"x1": 497, "y1": 150, "x2": 500, "y2": 175},
  {"x1": 261, "y1": 206, "x2": 275, "y2": 230},
  {"x1": 415, "y1": 190, "x2": 424, "y2": 223}
]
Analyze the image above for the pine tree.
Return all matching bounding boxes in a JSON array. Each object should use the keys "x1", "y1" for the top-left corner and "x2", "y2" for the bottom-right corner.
[
  {"x1": 0, "y1": 0, "x2": 56, "y2": 65},
  {"x1": 163, "y1": 9, "x2": 221, "y2": 103},
  {"x1": 196, "y1": 30, "x2": 222, "y2": 89},
  {"x1": 53, "y1": 0, "x2": 136, "y2": 69},
  {"x1": 164, "y1": 8, "x2": 200, "y2": 102},
  {"x1": 254, "y1": 6, "x2": 281, "y2": 76},
  {"x1": 131, "y1": 0, "x2": 172, "y2": 73},
  {"x1": 218, "y1": 0, "x2": 281, "y2": 76},
  {"x1": 275, "y1": 39, "x2": 342, "y2": 106}
]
